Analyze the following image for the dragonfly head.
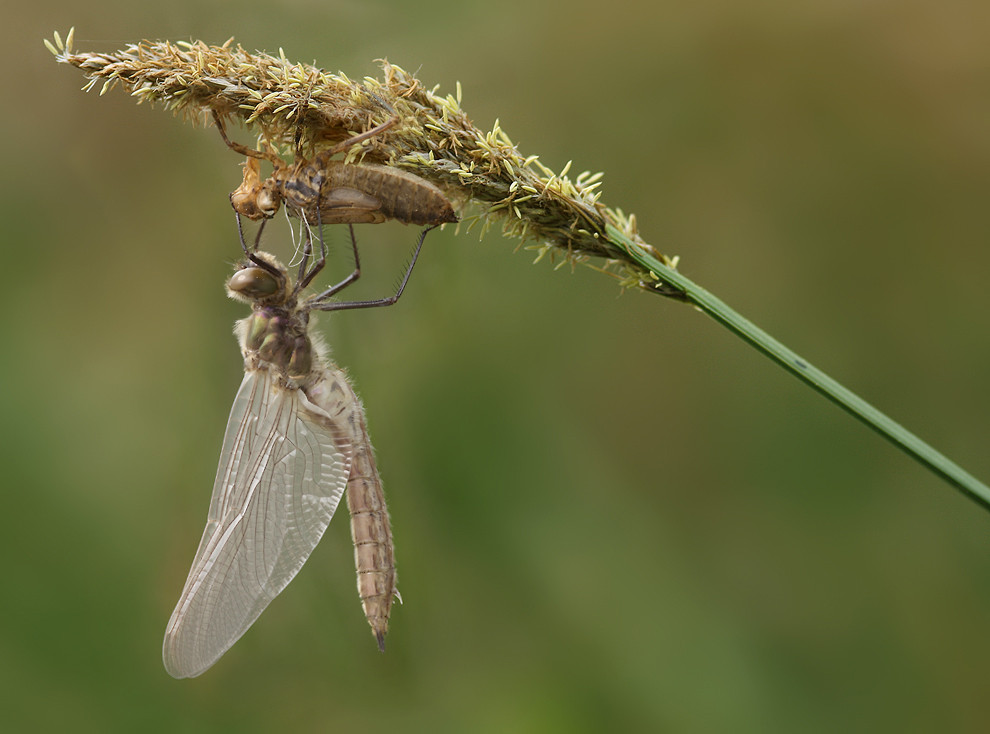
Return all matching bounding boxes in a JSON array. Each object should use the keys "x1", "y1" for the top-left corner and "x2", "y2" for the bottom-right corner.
[{"x1": 226, "y1": 253, "x2": 289, "y2": 306}]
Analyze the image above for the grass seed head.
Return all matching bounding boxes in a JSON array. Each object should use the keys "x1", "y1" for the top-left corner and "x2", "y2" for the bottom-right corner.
[{"x1": 49, "y1": 29, "x2": 679, "y2": 294}]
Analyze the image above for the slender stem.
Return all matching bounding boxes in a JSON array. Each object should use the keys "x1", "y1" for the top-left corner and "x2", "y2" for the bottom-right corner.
[{"x1": 605, "y1": 224, "x2": 990, "y2": 511}]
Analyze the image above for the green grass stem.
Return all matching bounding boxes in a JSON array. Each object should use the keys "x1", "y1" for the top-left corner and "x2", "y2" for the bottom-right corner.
[{"x1": 608, "y1": 222, "x2": 990, "y2": 511}]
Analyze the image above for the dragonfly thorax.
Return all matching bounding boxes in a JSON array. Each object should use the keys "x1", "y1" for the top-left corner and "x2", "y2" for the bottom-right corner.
[{"x1": 241, "y1": 308, "x2": 313, "y2": 380}]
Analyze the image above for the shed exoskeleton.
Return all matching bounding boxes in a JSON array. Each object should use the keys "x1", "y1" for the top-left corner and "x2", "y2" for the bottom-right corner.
[{"x1": 214, "y1": 111, "x2": 457, "y2": 229}]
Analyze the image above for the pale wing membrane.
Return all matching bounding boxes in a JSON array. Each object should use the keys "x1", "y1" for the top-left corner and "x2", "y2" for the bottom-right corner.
[{"x1": 163, "y1": 368, "x2": 350, "y2": 678}]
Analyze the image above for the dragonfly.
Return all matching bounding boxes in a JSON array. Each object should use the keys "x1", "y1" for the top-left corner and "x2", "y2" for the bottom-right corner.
[{"x1": 162, "y1": 222, "x2": 430, "y2": 678}]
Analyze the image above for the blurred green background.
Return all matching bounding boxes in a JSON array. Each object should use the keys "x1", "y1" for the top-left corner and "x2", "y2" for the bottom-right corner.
[{"x1": 5, "y1": 1, "x2": 990, "y2": 732}]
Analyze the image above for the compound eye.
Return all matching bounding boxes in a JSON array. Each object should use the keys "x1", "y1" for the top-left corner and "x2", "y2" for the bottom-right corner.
[{"x1": 227, "y1": 267, "x2": 281, "y2": 299}]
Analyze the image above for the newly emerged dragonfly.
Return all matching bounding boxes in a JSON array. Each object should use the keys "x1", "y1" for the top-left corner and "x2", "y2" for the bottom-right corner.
[{"x1": 162, "y1": 225, "x2": 427, "y2": 678}]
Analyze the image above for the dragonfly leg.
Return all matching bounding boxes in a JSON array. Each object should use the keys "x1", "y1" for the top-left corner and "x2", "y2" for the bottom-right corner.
[
  {"x1": 293, "y1": 213, "x2": 329, "y2": 297},
  {"x1": 235, "y1": 212, "x2": 282, "y2": 278},
  {"x1": 301, "y1": 223, "x2": 362, "y2": 299},
  {"x1": 212, "y1": 110, "x2": 279, "y2": 164},
  {"x1": 313, "y1": 116, "x2": 400, "y2": 168},
  {"x1": 295, "y1": 217, "x2": 317, "y2": 287},
  {"x1": 235, "y1": 210, "x2": 268, "y2": 254},
  {"x1": 306, "y1": 225, "x2": 434, "y2": 312},
  {"x1": 296, "y1": 206, "x2": 341, "y2": 292},
  {"x1": 234, "y1": 210, "x2": 250, "y2": 255},
  {"x1": 253, "y1": 219, "x2": 267, "y2": 251},
  {"x1": 235, "y1": 209, "x2": 275, "y2": 276}
]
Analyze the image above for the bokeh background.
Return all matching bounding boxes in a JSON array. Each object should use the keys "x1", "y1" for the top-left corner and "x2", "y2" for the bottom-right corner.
[{"x1": 5, "y1": 1, "x2": 990, "y2": 732}]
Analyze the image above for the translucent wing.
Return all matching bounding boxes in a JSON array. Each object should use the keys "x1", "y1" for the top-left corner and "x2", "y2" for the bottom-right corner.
[{"x1": 163, "y1": 368, "x2": 351, "y2": 678}]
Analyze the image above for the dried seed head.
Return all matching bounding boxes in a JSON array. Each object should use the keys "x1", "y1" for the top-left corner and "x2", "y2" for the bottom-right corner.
[{"x1": 48, "y1": 29, "x2": 679, "y2": 294}]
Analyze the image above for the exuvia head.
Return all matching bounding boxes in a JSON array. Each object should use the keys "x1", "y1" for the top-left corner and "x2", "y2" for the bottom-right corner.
[{"x1": 229, "y1": 156, "x2": 282, "y2": 220}]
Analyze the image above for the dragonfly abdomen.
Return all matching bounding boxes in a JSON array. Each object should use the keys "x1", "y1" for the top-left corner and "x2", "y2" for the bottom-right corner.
[
  {"x1": 306, "y1": 365, "x2": 397, "y2": 651},
  {"x1": 348, "y1": 471, "x2": 396, "y2": 651},
  {"x1": 342, "y1": 401, "x2": 397, "y2": 652}
]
